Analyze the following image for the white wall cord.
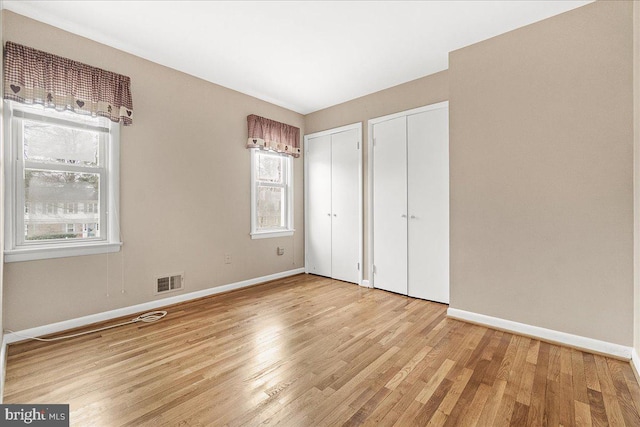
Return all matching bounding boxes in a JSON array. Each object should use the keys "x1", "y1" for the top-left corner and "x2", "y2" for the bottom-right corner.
[{"x1": 4, "y1": 311, "x2": 167, "y2": 342}]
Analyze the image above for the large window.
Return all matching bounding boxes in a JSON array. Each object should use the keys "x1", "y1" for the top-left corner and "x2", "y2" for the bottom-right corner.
[
  {"x1": 250, "y1": 149, "x2": 293, "y2": 239},
  {"x1": 4, "y1": 103, "x2": 121, "y2": 261}
]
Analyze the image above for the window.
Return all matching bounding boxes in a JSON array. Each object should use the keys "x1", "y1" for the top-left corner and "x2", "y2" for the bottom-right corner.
[
  {"x1": 4, "y1": 103, "x2": 122, "y2": 261},
  {"x1": 250, "y1": 149, "x2": 294, "y2": 238},
  {"x1": 45, "y1": 202, "x2": 57, "y2": 214},
  {"x1": 64, "y1": 202, "x2": 78, "y2": 214},
  {"x1": 85, "y1": 202, "x2": 98, "y2": 213}
]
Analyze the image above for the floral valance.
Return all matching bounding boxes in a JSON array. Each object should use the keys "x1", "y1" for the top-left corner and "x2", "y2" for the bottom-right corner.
[
  {"x1": 4, "y1": 41, "x2": 133, "y2": 125},
  {"x1": 247, "y1": 114, "x2": 300, "y2": 157}
]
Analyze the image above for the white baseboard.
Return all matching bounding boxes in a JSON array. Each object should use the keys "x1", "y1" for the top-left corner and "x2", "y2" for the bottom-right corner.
[
  {"x1": 361, "y1": 279, "x2": 371, "y2": 288},
  {"x1": 4, "y1": 268, "x2": 305, "y2": 345},
  {"x1": 447, "y1": 307, "x2": 632, "y2": 360}
]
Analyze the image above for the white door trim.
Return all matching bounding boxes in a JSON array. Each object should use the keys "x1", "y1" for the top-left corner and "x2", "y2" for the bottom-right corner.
[{"x1": 368, "y1": 101, "x2": 449, "y2": 126}]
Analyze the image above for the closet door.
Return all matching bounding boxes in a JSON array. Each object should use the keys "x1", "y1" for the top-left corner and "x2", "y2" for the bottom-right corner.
[
  {"x1": 306, "y1": 134, "x2": 332, "y2": 277},
  {"x1": 331, "y1": 129, "x2": 360, "y2": 283},
  {"x1": 407, "y1": 107, "x2": 449, "y2": 303},
  {"x1": 372, "y1": 117, "x2": 408, "y2": 295}
]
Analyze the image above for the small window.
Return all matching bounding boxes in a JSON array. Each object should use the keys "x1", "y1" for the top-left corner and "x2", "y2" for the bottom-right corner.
[
  {"x1": 45, "y1": 202, "x2": 57, "y2": 215},
  {"x1": 250, "y1": 149, "x2": 294, "y2": 239},
  {"x1": 4, "y1": 103, "x2": 122, "y2": 261},
  {"x1": 85, "y1": 202, "x2": 98, "y2": 213},
  {"x1": 64, "y1": 202, "x2": 78, "y2": 214}
]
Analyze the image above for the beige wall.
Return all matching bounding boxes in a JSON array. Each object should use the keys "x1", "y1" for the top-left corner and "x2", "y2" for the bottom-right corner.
[
  {"x1": 2, "y1": 11, "x2": 305, "y2": 330},
  {"x1": 305, "y1": 71, "x2": 449, "y2": 277},
  {"x1": 450, "y1": 0, "x2": 633, "y2": 345}
]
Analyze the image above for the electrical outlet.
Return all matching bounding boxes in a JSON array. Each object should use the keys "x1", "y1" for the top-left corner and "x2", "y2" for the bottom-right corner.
[
  {"x1": 224, "y1": 254, "x2": 232, "y2": 264},
  {"x1": 277, "y1": 247, "x2": 285, "y2": 256}
]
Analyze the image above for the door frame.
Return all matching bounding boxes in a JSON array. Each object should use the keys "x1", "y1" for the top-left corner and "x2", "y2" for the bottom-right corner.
[
  {"x1": 367, "y1": 101, "x2": 449, "y2": 290},
  {"x1": 303, "y1": 122, "x2": 364, "y2": 285}
]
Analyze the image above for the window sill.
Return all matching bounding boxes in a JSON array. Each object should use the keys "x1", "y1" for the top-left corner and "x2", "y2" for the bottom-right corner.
[
  {"x1": 250, "y1": 230, "x2": 295, "y2": 240},
  {"x1": 5, "y1": 241, "x2": 123, "y2": 263}
]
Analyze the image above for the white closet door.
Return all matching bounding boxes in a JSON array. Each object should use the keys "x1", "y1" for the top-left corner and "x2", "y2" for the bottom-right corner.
[
  {"x1": 331, "y1": 129, "x2": 360, "y2": 283},
  {"x1": 407, "y1": 107, "x2": 449, "y2": 303},
  {"x1": 372, "y1": 117, "x2": 408, "y2": 295},
  {"x1": 306, "y1": 135, "x2": 332, "y2": 277}
]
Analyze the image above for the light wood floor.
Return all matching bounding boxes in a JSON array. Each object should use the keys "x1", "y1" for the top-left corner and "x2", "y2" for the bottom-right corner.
[{"x1": 5, "y1": 274, "x2": 640, "y2": 426}]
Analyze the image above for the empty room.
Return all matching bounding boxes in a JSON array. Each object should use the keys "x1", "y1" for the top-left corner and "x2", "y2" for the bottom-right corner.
[{"x1": 0, "y1": 0, "x2": 639, "y2": 426}]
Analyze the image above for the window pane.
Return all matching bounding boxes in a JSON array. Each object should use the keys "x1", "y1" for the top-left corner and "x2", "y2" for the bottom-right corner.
[
  {"x1": 256, "y1": 186, "x2": 285, "y2": 230},
  {"x1": 24, "y1": 170, "x2": 100, "y2": 241},
  {"x1": 256, "y1": 152, "x2": 283, "y2": 184},
  {"x1": 24, "y1": 120, "x2": 100, "y2": 166}
]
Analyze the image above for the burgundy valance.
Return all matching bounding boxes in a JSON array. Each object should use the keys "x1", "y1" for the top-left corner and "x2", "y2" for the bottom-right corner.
[
  {"x1": 4, "y1": 41, "x2": 133, "y2": 125},
  {"x1": 247, "y1": 114, "x2": 300, "y2": 157}
]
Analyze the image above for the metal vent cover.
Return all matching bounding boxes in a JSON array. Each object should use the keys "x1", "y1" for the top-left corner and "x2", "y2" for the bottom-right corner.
[{"x1": 155, "y1": 273, "x2": 184, "y2": 294}]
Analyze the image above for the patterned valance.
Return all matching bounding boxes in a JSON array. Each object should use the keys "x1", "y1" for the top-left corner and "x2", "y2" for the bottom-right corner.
[
  {"x1": 247, "y1": 114, "x2": 300, "y2": 157},
  {"x1": 4, "y1": 41, "x2": 133, "y2": 125}
]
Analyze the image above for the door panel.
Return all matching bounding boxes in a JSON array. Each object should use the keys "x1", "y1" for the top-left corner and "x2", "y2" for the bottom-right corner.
[
  {"x1": 331, "y1": 129, "x2": 360, "y2": 284},
  {"x1": 407, "y1": 107, "x2": 449, "y2": 303},
  {"x1": 306, "y1": 135, "x2": 332, "y2": 277},
  {"x1": 372, "y1": 117, "x2": 408, "y2": 295}
]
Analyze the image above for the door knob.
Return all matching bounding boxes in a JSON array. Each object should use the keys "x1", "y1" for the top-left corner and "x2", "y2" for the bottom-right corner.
[
  {"x1": 327, "y1": 213, "x2": 331, "y2": 216},
  {"x1": 410, "y1": 215, "x2": 416, "y2": 219},
  {"x1": 333, "y1": 214, "x2": 337, "y2": 217},
  {"x1": 401, "y1": 214, "x2": 407, "y2": 218}
]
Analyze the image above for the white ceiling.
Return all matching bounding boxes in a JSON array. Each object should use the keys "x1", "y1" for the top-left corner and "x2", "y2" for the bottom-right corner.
[{"x1": 3, "y1": 1, "x2": 593, "y2": 115}]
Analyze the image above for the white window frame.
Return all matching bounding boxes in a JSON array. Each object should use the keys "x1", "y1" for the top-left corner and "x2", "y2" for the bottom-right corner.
[
  {"x1": 3, "y1": 101, "x2": 122, "y2": 262},
  {"x1": 250, "y1": 149, "x2": 294, "y2": 239}
]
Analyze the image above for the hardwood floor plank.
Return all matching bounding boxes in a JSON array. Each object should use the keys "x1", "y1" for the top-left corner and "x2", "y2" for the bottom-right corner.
[
  {"x1": 516, "y1": 362, "x2": 536, "y2": 406},
  {"x1": 442, "y1": 359, "x2": 491, "y2": 426},
  {"x1": 572, "y1": 348, "x2": 590, "y2": 405},
  {"x1": 510, "y1": 401, "x2": 530, "y2": 426},
  {"x1": 416, "y1": 359, "x2": 456, "y2": 404},
  {"x1": 588, "y1": 388, "x2": 610, "y2": 427},
  {"x1": 385, "y1": 347, "x2": 431, "y2": 390},
  {"x1": 575, "y1": 399, "x2": 594, "y2": 427},
  {"x1": 621, "y1": 362, "x2": 640, "y2": 416},
  {"x1": 435, "y1": 367, "x2": 474, "y2": 416},
  {"x1": 607, "y1": 358, "x2": 640, "y2": 427},
  {"x1": 375, "y1": 379, "x2": 428, "y2": 427},
  {"x1": 3, "y1": 274, "x2": 640, "y2": 426},
  {"x1": 463, "y1": 382, "x2": 492, "y2": 427},
  {"x1": 595, "y1": 354, "x2": 627, "y2": 426},
  {"x1": 476, "y1": 379, "x2": 507, "y2": 426},
  {"x1": 525, "y1": 340, "x2": 550, "y2": 426},
  {"x1": 584, "y1": 352, "x2": 602, "y2": 392},
  {"x1": 494, "y1": 335, "x2": 529, "y2": 425},
  {"x1": 560, "y1": 347, "x2": 576, "y2": 426}
]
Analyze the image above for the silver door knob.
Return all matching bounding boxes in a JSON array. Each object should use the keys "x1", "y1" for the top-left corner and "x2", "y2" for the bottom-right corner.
[
  {"x1": 401, "y1": 214, "x2": 407, "y2": 218},
  {"x1": 327, "y1": 213, "x2": 331, "y2": 216},
  {"x1": 333, "y1": 214, "x2": 337, "y2": 217},
  {"x1": 410, "y1": 215, "x2": 416, "y2": 219}
]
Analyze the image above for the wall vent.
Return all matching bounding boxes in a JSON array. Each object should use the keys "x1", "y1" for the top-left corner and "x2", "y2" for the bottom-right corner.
[{"x1": 155, "y1": 273, "x2": 184, "y2": 294}]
